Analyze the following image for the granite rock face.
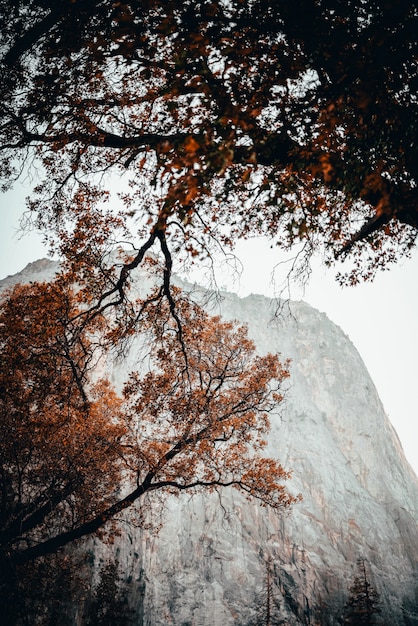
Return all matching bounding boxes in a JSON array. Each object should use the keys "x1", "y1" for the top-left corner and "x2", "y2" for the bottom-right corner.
[{"x1": 3, "y1": 260, "x2": 418, "y2": 625}]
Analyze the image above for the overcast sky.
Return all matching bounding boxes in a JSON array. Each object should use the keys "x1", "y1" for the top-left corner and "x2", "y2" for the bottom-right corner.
[{"x1": 1, "y1": 181, "x2": 417, "y2": 477}]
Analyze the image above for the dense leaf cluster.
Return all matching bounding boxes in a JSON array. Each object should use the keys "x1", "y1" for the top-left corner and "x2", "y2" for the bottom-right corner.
[
  {"x1": 0, "y1": 279, "x2": 294, "y2": 570},
  {"x1": 0, "y1": 0, "x2": 417, "y2": 287}
]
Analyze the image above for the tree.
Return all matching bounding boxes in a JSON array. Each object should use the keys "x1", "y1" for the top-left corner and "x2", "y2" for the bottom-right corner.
[
  {"x1": 343, "y1": 558, "x2": 382, "y2": 626},
  {"x1": 1, "y1": 0, "x2": 417, "y2": 294},
  {"x1": 253, "y1": 558, "x2": 285, "y2": 626},
  {"x1": 86, "y1": 559, "x2": 134, "y2": 626},
  {"x1": 1, "y1": 551, "x2": 89, "y2": 626},
  {"x1": 0, "y1": 277, "x2": 295, "y2": 575}
]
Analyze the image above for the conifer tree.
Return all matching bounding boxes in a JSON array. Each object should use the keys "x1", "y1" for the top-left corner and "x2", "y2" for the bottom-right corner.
[
  {"x1": 343, "y1": 558, "x2": 382, "y2": 626},
  {"x1": 86, "y1": 560, "x2": 134, "y2": 626},
  {"x1": 253, "y1": 558, "x2": 285, "y2": 626}
]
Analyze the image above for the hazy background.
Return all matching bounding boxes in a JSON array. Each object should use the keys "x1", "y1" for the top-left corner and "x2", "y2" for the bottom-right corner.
[{"x1": 1, "y1": 180, "x2": 417, "y2": 476}]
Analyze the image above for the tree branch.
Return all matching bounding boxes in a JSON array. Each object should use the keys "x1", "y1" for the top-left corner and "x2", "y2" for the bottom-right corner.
[{"x1": 3, "y1": 6, "x2": 64, "y2": 66}]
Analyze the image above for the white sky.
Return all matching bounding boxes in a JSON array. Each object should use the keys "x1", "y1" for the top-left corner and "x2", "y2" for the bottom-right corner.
[{"x1": 1, "y1": 182, "x2": 417, "y2": 477}]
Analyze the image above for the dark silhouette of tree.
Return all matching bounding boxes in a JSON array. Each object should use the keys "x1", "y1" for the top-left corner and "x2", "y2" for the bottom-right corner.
[
  {"x1": 343, "y1": 558, "x2": 382, "y2": 626},
  {"x1": 253, "y1": 558, "x2": 283, "y2": 626},
  {"x1": 0, "y1": 551, "x2": 88, "y2": 626},
  {"x1": 0, "y1": 0, "x2": 417, "y2": 295},
  {"x1": 86, "y1": 560, "x2": 134, "y2": 626}
]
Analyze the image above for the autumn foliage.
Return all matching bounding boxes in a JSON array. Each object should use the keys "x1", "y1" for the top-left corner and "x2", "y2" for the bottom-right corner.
[
  {"x1": 0, "y1": 281, "x2": 124, "y2": 562},
  {"x1": 1, "y1": 0, "x2": 416, "y2": 593},
  {"x1": 0, "y1": 6, "x2": 417, "y2": 624},
  {"x1": 0, "y1": 278, "x2": 294, "y2": 569},
  {"x1": 0, "y1": 0, "x2": 417, "y2": 293}
]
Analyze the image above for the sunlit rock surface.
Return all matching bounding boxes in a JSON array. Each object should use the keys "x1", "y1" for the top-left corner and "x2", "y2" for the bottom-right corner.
[{"x1": 3, "y1": 260, "x2": 418, "y2": 625}]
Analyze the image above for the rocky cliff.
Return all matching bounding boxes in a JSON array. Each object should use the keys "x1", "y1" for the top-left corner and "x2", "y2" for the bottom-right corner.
[{"x1": 2, "y1": 260, "x2": 418, "y2": 625}]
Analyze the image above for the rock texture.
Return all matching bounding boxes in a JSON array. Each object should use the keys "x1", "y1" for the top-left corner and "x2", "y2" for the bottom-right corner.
[{"x1": 2, "y1": 260, "x2": 418, "y2": 625}]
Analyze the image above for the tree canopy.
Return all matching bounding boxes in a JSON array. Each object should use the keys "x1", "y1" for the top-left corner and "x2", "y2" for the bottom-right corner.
[
  {"x1": 0, "y1": 277, "x2": 294, "y2": 569},
  {"x1": 0, "y1": 0, "x2": 416, "y2": 589},
  {"x1": 0, "y1": 0, "x2": 417, "y2": 293}
]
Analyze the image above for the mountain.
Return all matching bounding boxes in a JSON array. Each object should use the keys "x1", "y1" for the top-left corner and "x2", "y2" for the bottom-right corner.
[{"x1": 2, "y1": 259, "x2": 418, "y2": 625}]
